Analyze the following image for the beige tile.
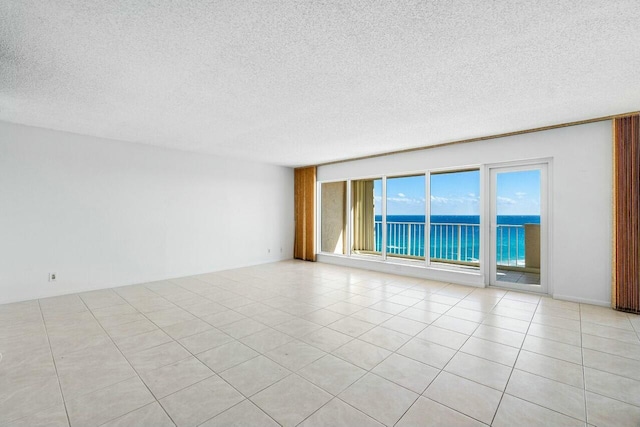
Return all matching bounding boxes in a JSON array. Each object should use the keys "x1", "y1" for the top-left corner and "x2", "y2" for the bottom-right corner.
[
  {"x1": 424, "y1": 372, "x2": 501, "y2": 425},
  {"x1": 583, "y1": 348, "x2": 640, "y2": 381},
  {"x1": 460, "y1": 336, "x2": 519, "y2": 366},
  {"x1": 126, "y1": 341, "x2": 191, "y2": 372},
  {"x1": 66, "y1": 377, "x2": 154, "y2": 427},
  {"x1": 114, "y1": 329, "x2": 173, "y2": 355},
  {"x1": 527, "y1": 323, "x2": 581, "y2": 346},
  {"x1": 0, "y1": 373, "x2": 63, "y2": 425},
  {"x1": 332, "y1": 339, "x2": 391, "y2": 370},
  {"x1": 103, "y1": 319, "x2": 158, "y2": 339},
  {"x1": 162, "y1": 318, "x2": 213, "y2": 340},
  {"x1": 584, "y1": 367, "x2": 640, "y2": 407},
  {"x1": 506, "y1": 369, "x2": 585, "y2": 421},
  {"x1": 201, "y1": 310, "x2": 245, "y2": 327},
  {"x1": 220, "y1": 355, "x2": 290, "y2": 396},
  {"x1": 49, "y1": 331, "x2": 112, "y2": 357},
  {"x1": 339, "y1": 373, "x2": 418, "y2": 426},
  {"x1": 445, "y1": 352, "x2": 512, "y2": 391},
  {"x1": 457, "y1": 297, "x2": 499, "y2": 313},
  {"x1": 482, "y1": 314, "x2": 529, "y2": 333},
  {"x1": 493, "y1": 394, "x2": 583, "y2": 427},
  {"x1": 368, "y1": 301, "x2": 408, "y2": 315},
  {"x1": 581, "y1": 310, "x2": 634, "y2": 330},
  {"x1": 265, "y1": 340, "x2": 326, "y2": 371},
  {"x1": 491, "y1": 306, "x2": 534, "y2": 322},
  {"x1": 240, "y1": 328, "x2": 295, "y2": 353},
  {"x1": 532, "y1": 313, "x2": 581, "y2": 331},
  {"x1": 582, "y1": 321, "x2": 640, "y2": 344},
  {"x1": 386, "y1": 294, "x2": 422, "y2": 307},
  {"x1": 446, "y1": 306, "x2": 487, "y2": 323},
  {"x1": 516, "y1": 350, "x2": 583, "y2": 388},
  {"x1": 536, "y1": 303, "x2": 580, "y2": 319},
  {"x1": 302, "y1": 309, "x2": 345, "y2": 326},
  {"x1": 56, "y1": 342, "x2": 136, "y2": 400},
  {"x1": 359, "y1": 326, "x2": 412, "y2": 351},
  {"x1": 586, "y1": 391, "x2": 640, "y2": 427},
  {"x1": 300, "y1": 327, "x2": 353, "y2": 352},
  {"x1": 397, "y1": 337, "x2": 456, "y2": 369},
  {"x1": 582, "y1": 334, "x2": 640, "y2": 360},
  {"x1": 184, "y1": 298, "x2": 228, "y2": 320},
  {"x1": 299, "y1": 398, "x2": 383, "y2": 427},
  {"x1": 274, "y1": 318, "x2": 322, "y2": 338},
  {"x1": 522, "y1": 335, "x2": 583, "y2": 364},
  {"x1": 200, "y1": 399, "x2": 278, "y2": 427},
  {"x1": 325, "y1": 301, "x2": 364, "y2": 315},
  {"x1": 298, "y1": 354, "x2": 366, "y2": 395},
  {"x1": 380, "y1": 316, "x2": 428, "y2": 336},
  {"x1": 328, "y1": 317, "x2": 376, "y2": 337},
  {"x1": 397, "y1": 307, "x2": 441, "y2": 324},
  {"x1": 139, "y1": 356, "x2": 213, "y2": 398},
  {"x1": 127, "y1": 297, "x2": 176, "y2": 314},
  {"x1": 0, "y1": 320, "x2": 46, "y2": 340},
  {"x1": 3, "y1": 403, "x2": 70, "y2": 427},
  {"x1": 234, "y1": 302, "x2": 273, "y2": 317},
  {"x1": 101, "y1": 402, "x2": 174, "y2": 427},
  {"x1": 372, "y1": 353, "x2": 438, "y2": 394},
  {"x1": 426, "y1": 294, "x2": 461, "y2": 306},
  {"x1": 197, "y1": 341, "x2": 258, "y2": 373},
  {"x1": 96, "y1": 312, "x2": 146, "y2": 328},
  {"x1": 251, "y1": 309, "x2": 296, "y2": 327},
  {"x1": 473, "y1": 324, "x2": 524, "y2": 348},
  {"x1": 160, "y1": 375, "x2": 244, "y2": 427},
  {"x1": 412, "y1": 300, "x2": 453, "y2": 314},
  {"x1": 219, "y1": 318, "x2": 268, "y2": 339},
  {"x1": 251, "y1": 375, "x2": 332, "y2": 427},
  {"x1": 432, "y1": 315, "x2": 479, "y2": 335},
  {"x1": 350, "y1": 308, "x2": 394, "y2": 324},
  {"x1": 179, "y1": 328, "x2": 234, "y2": 354},
  {"x1": 396, "y1": 396, "x2": 486, "y2": 427},
  {"x1": 417, "y1": 325, "x2": 469, "y2": 350}
]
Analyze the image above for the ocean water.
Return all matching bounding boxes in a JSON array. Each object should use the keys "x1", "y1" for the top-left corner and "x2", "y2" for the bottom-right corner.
[{"x1": 374, "y1": 215, "x2": 540, "y2": 264}]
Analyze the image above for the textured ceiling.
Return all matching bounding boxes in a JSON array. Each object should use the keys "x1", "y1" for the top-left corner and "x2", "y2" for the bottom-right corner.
[{"x1": 1, "y1": 1, "x2": 639, "y2": 166}]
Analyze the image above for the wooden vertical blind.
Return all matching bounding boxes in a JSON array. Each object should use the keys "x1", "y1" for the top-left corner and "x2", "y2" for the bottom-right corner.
[
  {"x1": 613, "y1": 114, "x2": 640, "y2": 313},
  {"x1": 294, "y1": 166, "x2": 316, "y2": 261}
]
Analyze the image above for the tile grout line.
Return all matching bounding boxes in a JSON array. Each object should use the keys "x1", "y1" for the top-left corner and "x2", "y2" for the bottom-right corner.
[
  {"x1": 487, "y1": 291, "x2": 539, "y2": 426},
  {"x1": 75, "y1": 295, "x2": 179, "y2": 427},
  {"x1": 36, "y1": 299, "x2": 73, "y2": 427}
]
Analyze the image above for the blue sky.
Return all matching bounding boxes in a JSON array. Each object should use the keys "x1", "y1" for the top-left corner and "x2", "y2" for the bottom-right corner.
[{"x1": 372, "y1": 169, "x2": 540, "y2": 216}]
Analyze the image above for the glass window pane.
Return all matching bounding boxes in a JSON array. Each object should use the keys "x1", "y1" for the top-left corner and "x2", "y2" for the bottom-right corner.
[
  {"x1": 430, "y1": 170, "x2": 480, "y2": 266},
  {"x1": 385, "y1": 175, "x2": 426, "y2": 259}
]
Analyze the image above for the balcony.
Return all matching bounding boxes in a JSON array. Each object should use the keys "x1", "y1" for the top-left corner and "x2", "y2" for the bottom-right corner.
[{"x1": 374, "y1": 221, "x2": 540, "y2": 284}]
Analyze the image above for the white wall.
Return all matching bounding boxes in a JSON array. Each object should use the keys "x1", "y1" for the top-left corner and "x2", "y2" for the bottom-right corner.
[
  {"x1": 0, "y1": 121, "x2": 294, "y2": 304},
  {"x1": 318, "y1": 121, "x2": 613, "y2": 306}
]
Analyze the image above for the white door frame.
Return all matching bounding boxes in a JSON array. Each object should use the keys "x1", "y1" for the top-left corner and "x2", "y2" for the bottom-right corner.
[{"x1": 486, "y1": 160, "x2": 550, "y2": 294}]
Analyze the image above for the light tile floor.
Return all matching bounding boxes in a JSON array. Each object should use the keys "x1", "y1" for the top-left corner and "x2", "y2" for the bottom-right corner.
[{"x1": 1, "y1": 260, "x2": 640, "y2": 426}]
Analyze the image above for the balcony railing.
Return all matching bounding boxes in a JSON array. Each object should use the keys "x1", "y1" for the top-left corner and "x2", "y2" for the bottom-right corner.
[{"x1": 374, "y1": 221, "x2": 529, "y2": 267}]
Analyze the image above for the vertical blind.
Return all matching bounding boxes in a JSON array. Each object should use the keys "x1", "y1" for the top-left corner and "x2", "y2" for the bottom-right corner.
[
  {"x1": 294, "y1": 166, "x2": 316, "y2": 261},
  {"x1": 613, "y1": 114, "x2": 640, "y2": 313}
]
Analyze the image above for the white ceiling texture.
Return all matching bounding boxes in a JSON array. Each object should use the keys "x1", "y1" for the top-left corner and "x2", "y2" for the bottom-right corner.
[{"x1": 1, "y1": 1, "x2": 639, "y2": 166}]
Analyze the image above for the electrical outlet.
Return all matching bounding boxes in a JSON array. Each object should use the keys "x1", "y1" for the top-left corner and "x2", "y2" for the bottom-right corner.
[{"x1": 49, "y1": 273, "x2": 57, "y2": 282}]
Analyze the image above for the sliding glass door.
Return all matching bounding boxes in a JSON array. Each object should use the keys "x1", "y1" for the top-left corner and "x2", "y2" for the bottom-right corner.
[{"x1": 489, "y1": 163, "x2": 548, "y2": 293}]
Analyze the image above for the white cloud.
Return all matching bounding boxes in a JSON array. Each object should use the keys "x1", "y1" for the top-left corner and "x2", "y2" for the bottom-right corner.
[
  {"x1": 515, "y1": 192, "x2": 526, "y2": 199},
  {"x1": 497, "y1": 196, "x2": 517, "y2": 205},
  {"x1": 397, "y1": 193, "x2": 405, "y2": 197}
]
